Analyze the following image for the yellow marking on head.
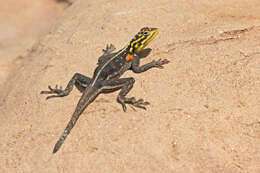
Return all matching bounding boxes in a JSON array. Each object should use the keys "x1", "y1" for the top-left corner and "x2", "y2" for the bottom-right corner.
[
  {"x1": 128, "y1": 27, "x2": 159, "y2": 54},
  {"x1": 126, "y1": 53, "x2": 133, "y2": 61}
]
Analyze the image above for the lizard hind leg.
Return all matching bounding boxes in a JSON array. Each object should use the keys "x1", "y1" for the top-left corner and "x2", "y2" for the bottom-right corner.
[
  {"x1": 40, "y1": 73, "x2": 91, "y2": 99},
  {"x1": 101, "y1": 77, "x2": 149, "y2": 112}
]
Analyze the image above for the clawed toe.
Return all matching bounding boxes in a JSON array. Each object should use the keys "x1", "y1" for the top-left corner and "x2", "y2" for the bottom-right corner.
[
  {"x1": 153, "y1": 58, "x2": 170, "y2": 69},
  {"x1": 46, "y1": 95, "x2": 60, "y2": 100},
  {"x1": 118, "y1": 97, "x2": 150, "y2": 111},
  {"x1": 40, "y1": 85, "x2": 66, "y2": 99},
  {"x1": 103, "y1": 44, "x2": 116, "y2": 54},
  {"x1": 132, "y1": 99, "x2": 150, "y2": 110}
]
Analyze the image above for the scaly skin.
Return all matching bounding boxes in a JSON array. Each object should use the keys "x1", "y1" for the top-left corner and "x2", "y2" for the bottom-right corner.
[{"x1": 41, "y1": 27, "x2": 169, "y2": 153}]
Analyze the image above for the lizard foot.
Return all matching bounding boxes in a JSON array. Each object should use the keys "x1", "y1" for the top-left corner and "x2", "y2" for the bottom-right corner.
[
  {"x1": 118, "y1": 97, "x2": 150, "y2": 112},
  {"x1": 151, "y1": 58, "x2": 170, "y2": 69},
  {"x1": 40, "y1": 85, "x2": 67, "y2": 99},
  {"x1": 103, "y1": 44, "x2": 116, "y2": 54}
]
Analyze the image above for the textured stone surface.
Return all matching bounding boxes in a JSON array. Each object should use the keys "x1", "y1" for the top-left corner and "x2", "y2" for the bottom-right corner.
[{"x1": 0, "y1": 0, "x2": 259, "y2": 172}]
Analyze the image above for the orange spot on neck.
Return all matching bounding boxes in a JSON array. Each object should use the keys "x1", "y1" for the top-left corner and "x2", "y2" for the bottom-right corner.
[{"x1": 126, "y1": 54, "x2": 133, "y2": 61}]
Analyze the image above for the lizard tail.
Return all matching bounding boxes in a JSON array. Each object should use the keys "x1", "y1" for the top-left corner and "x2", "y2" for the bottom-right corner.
[{"x1": 53, "y1": 87, "x2": 99, "y2": 153}]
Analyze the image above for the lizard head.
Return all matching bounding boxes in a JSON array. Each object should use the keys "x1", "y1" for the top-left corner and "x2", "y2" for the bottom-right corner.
[{"x1": 127, "y1": 27, "x2": 159, "y2": 54}]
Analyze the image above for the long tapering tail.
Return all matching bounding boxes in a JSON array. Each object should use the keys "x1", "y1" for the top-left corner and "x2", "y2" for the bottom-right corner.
[{"x1": 53, "y1": 87, "x2": 99, "y2": 153}]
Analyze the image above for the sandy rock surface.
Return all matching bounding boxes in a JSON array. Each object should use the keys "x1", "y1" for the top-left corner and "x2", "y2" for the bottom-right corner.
[{"x1": 0, "y1": 0, "x2": 259, "y2": 172}]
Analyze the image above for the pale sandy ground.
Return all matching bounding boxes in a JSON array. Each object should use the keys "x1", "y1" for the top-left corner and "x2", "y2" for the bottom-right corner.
[
  {"x1": 0, "y1": 0, "x2": 260, "y2": 172},
  {"x1": 0, "y1": 0, "x2": 68, "y2": 85}
]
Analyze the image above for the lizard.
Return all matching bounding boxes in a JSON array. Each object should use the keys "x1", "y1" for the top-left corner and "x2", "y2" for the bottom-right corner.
[{"x1": 41, "y1": 27, "x2": 169, "y2": 154}]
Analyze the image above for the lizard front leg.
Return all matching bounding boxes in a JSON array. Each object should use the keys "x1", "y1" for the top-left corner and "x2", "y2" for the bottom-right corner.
[
  {"x1": 98, "y1": 44, "x2": 116, "y2": 65},
  {"x1": 131, "y1": 55, "x2": 169, "y2": 73},
  {"x1": 41, "y1": 73, "x2": 91, "y2": 99},
  {"x1": 102, "y1": 44, "x2": 116, "y2": 55},
  {"x1": 101, "y1": 77, "x2": 149, "y2": 111}
]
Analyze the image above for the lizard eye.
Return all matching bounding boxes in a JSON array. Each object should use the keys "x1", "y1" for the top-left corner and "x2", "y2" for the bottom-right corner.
[{"x1": 144, "y1": 31, "x2": 149, "y2": 36}]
